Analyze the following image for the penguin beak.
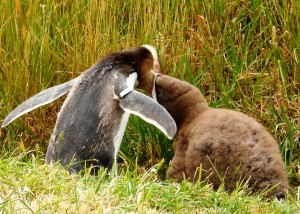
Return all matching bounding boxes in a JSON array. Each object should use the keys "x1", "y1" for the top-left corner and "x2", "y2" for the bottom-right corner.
[
  {"x1": 153, "y1": 60, "x2": 161, "y2": 74},
  {"x1": 152, "y1": 73, "x2": 161, "y2": 101},
  {"x1": 151, "y1": 59, "x2": 162, "y2": 101}
]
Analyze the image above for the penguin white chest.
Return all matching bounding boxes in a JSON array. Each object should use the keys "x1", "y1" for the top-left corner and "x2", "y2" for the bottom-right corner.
[{"x1": 113, "y1": 72, "x2": 138, "y2": 158}]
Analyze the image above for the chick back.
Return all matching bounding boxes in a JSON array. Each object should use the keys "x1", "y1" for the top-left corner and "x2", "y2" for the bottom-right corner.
[{"x1": 178, "y1": 108, "x2": 290, "y2": 198}]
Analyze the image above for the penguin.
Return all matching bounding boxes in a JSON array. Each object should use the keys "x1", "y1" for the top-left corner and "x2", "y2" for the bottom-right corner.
[
  {"x1": 1, "y1": 45, "x2": 177, "y2": 175},
  {"x1": 153, "y1": 75, "x2": 289, "y2": 198}
]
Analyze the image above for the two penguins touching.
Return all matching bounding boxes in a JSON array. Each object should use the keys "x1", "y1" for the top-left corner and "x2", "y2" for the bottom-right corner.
[{"x1": 1, "y1": 45, "x2": 290, "y2": 199}]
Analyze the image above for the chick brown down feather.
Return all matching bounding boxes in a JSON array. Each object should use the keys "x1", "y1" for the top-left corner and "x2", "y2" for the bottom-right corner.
[{"x1": 155, "y1": 75, "x2": 290, "y2": 198}]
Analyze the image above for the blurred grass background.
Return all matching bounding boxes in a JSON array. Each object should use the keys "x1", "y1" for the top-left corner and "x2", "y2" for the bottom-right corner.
[{"x1": 0, "y1": 0, "x2": 299, "y2": 185}]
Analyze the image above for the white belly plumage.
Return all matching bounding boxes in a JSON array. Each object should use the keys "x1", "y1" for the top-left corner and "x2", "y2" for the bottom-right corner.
[{"x1": 113, "y1": 111, "x2": 130, "y2": 159}]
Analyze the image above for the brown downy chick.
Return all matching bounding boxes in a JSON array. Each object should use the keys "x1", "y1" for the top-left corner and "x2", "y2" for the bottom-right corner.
[{"x1": 155, "y1": 74, "x2": 290, "y2": 199}]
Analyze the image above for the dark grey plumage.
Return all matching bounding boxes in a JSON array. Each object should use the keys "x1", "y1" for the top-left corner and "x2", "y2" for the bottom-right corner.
[{"x1": 2, "y1": 46, "x2": 177, "y2": 175}]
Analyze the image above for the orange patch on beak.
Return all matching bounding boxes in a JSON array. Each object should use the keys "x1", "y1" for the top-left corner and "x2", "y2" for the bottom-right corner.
[{"x1": 154, "y1": 60, "x2": 161, "y2": 74}]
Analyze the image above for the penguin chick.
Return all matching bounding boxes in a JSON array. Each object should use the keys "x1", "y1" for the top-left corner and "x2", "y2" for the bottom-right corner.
[
  {"x1": 154, "y1": 74, "x2": 290, "y2": 199},
  {"x1": 1, "y1": 46, "x2": 177, "y2": 175}
]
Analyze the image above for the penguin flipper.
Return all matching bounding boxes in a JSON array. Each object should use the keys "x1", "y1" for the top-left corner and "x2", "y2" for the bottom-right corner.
[
  {"x1": 119, "y1": 90, "x2": 177, "y2": 139},
  {"x1": 1, "y1": 77, "x2": 80, "y2": 127}
]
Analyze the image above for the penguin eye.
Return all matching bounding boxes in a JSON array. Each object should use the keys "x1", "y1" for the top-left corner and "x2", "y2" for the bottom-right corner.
[{"x1": 130, "y1": 62, "x2": 138, "y2": 73}]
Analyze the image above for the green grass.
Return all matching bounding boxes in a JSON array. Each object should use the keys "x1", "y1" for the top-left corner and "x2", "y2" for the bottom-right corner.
[
  {"x1": 0, "y1": 152, "x2": 299, "y2": 213},
  {"x1": 0, "y1": 0, "x2": 300, "y2": 212}
]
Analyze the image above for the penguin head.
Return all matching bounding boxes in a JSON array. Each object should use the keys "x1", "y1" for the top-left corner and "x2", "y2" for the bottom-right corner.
[{"x1": 116, "y1": 45, "x2": 161, "y2": 95}]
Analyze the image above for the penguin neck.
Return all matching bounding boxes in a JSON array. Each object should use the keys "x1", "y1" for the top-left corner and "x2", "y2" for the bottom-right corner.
[{"x1": 168, "y1": 89, "x2": 208, "y2": 129}]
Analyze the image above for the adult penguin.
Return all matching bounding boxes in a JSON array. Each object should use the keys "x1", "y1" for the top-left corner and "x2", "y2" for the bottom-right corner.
[{"x1": 1, "y1": 45, "x2": 177, "y2": 175}]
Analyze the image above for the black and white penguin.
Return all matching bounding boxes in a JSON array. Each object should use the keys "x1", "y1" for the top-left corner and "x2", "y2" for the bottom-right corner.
[{"x1": 1, "y1": 45, "x2": 177, "y2": 175}]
